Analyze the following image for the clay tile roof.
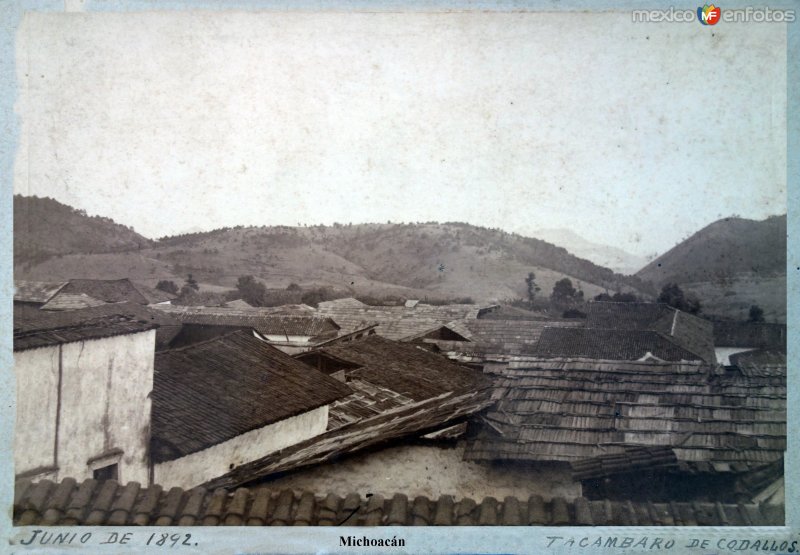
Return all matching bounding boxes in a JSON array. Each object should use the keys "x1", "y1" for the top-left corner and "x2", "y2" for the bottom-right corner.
[
  {"x1": 13, "y1": 280, "x2": 68, "y2": 303},
  {"x1": 314, "y1": 334, "x2": 492, "y2": 401},
  {"x1": 465, "y1": 358, "x2": 786, "y2": 468},
  {"x1": 13, "y1": 302, "x2": 159, "y2": 351},
  {"x1": 14, "y1": 478, "x2": 783, "y2": 526},
  {"x1": 151, "y1": 330, "x2": 352, "y2": 462},
  {"x1": 535, "y1": 327, "x2": 703, "y2": 361}
]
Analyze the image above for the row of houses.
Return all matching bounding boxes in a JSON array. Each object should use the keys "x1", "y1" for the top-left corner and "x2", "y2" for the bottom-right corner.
[{"x1": 12, "y1": 279, "x2": 787, "y2": 525}]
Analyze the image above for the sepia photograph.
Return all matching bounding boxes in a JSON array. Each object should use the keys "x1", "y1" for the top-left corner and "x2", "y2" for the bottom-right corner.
[{"x1": 2, "y1": 1, "x2": 795, "y2": 553}]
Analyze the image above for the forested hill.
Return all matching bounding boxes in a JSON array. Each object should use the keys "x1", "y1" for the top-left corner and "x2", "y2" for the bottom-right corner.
[
  {"x1": 14, "y1": 195, "x2": 655, "y2": 301},
  {"x1": 637, "y1": 215, "x2": 787, "y2": 285},
  {"x1": 14, "y1": 195, "x2": 152, "y2": 267}
]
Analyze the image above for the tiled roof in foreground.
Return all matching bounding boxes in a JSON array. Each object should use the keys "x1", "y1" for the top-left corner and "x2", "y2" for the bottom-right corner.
[{"x1": 14, "y1": 478, "x2": 783, "y2": 526}]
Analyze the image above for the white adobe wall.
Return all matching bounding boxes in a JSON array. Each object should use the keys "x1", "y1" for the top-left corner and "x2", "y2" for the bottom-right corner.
[
  {"x1": 14, "y1": 347, "x2": 60, "y2": 475},
  {"x1": 14, "y1": 330, "x2": 156, "y2": 484},
  {"x1": 154, "y1": 405, "x2": 328, "y2": 489}
]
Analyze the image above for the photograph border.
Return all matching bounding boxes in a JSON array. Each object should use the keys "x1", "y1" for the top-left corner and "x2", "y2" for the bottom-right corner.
[{"x1": 0, "y1": 0, "x2": 796, "y2": 552}]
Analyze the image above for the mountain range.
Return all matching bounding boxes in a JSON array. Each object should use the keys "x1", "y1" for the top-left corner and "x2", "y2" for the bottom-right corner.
[{"x1": 13, "y1": 195, "x2": 787, "y2": 320}]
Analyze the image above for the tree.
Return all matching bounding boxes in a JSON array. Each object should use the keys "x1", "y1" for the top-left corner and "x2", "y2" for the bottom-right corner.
[
  {"x1": 286, "y1": 282, "x2": 302, "y2": 292},
  {"x1": 236, "y1": 275, "x2": 267, "y2": 307},
  {"x1": 657, "y1": 283, "x2": 701, "y2": 314},
  {"x1": 525, "y1": 272, "x2": 541, "y2": 307},
  {"x1": 185, "y1": 273, "x2": 199, "y2": 291},
  {"x1": 155, "y1": 280, "x2": 179, "y2": 295},
  {"x1": 551, "y1": 278, "x2": 578, "y2": 303},
  {"x1": 748, "y1": 304, "x2": 765, "y2": 322}
]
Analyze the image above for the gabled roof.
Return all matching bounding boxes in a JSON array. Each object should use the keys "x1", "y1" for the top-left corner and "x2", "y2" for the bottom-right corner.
[
  {"x1": 312, "y1": 334, "x2": 491, "y2": 401},
  {"x1": 729, "y1": 349, "x2": 786, "y2": 377},
  {"x1": 13, "y1": 280, "x2": 68, "y2": 304},
  {"x1": 225, "y1": 298, "x2": 253, "y2": 309},
  {"x1": 586, "y1": 301, "x2": 676, "y2": 330},
  {"x1": 55, "y1": 278, "x2": 150, "y2": 305},
  {"x1": 535, "y1": 327, "x2": 703, "y2": 361},
  {"x1": 586, "y1": 302, "x2": 716, "y2": 362},
  {"x1": 316, "y1": 300, "x2": 491, "y2": 340},
  {"x1": 14, "y1": 478, "x2": 783, "y2": 526},
  {"x1": 13, "y1": 303, "x2": 159, "y2": 351},
  {"x1": 465, "y1": 358, "x2": 785, "y2": 468},
  {"x1": 132, "y1": 283, "x2": 177, "y2": 304},
  {"x1": 149, "y1": 306, "x2": 339, "y2": 338},
  {"x1": 39, "y1": 293, "x2": 107, "y2": 311},
  {"x1": 420, "y1": 319, "x2": 586, "y2": 358},
  {"x1": 151, "y1": 331, "x2": 352, "y2": 462},
  {"x1": 713, "y1": 321, "x2": 787, "y2": 349}
]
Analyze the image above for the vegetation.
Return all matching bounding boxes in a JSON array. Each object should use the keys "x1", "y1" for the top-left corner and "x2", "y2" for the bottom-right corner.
[
  {"x1": 748, "y1": 304, "x2": 765, "y2": 322},
  {"x1": 657, "y1": 283, "x2": 702, "y2": 314},
  {"x1": 156, "y1": 280, "x2": 179, "y2": 295},
  {"x1": 13, "y1": 195, "x2": 151, "y2": 266},
  {"x1": 525, "y1": 272, "x2": 541, "y2": 307}
]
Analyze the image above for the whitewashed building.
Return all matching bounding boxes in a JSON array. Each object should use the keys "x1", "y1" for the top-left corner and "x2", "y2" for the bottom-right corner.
[
  {"x1": 150, "y1": 330, "x2": 352, "y2": 488},
  {"x1": 13, "y1": 305, "x2": 157, "y2": 484}
]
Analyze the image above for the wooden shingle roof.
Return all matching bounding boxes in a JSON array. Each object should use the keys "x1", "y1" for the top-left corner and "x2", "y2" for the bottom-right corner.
[
  {"x1": 586, "y1": 302, "x2": 716, "y2": 362},
  {"x1": 13, "y1": 303, "x2": 159, "y2": 351},
  {"x1": 151, "y1": 307, "x2": 339, "y2": 338},
  {"x1": 151, "y1": 331, "x2": 352, "y2": 462},
  {"x1": 13, "y1": 280, "x2": 68, "y2": 304},
  {"x1": 14, "y1": 478, "x2": 784, "y2": 526},
  {"x1": 49, "y1": 278, "x2": 150, "y2": 306},
  {"x1": 314, "y1": 334, "x2": 491, "y2": 401},
  {"x1": 465, "y1": 358, "x2": 785, "y2": 468},
  {"x1": 534, "y1": 327, "x2": 703, "y2": 361},
  {"x1": 316, "y1": 299, "x2": 488, "y2": 340}
]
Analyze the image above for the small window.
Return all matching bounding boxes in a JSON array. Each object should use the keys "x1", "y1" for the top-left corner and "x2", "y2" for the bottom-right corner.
[{"x1": 93, "y1": 463, "x2": 118, "y2": 481}]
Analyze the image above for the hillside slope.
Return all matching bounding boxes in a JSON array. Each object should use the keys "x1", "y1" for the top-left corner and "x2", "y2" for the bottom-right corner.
[
  {"x1": 14, "y1": 197, "x2": 654, "y2": 303},
  {"x1": 637, "y1": 215, "x2": 786, "y2": 322},
  {"x1": 636, "y1": 215, "x2": 786, "y2": 285},
  {"x1": 14, "y1": 195, "x2": 151, "y2": 267}
]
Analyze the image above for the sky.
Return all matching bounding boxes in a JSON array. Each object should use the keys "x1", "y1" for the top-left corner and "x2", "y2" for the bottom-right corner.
[{"x1": 13, "y1": 10, "x2": 787, "y2": 257}]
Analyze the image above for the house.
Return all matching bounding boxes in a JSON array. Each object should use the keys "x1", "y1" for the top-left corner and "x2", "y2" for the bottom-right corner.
[
  {"x1": 465, "y1": 356, "x2": 786, "y2": 503},
  {"x1": 713, "y1": 321, "x2": 787, "y2": 365},
  {"x1": 533, "y1": 327, "x2": 706, "y2": 361},
  {"x1": 585, "y1": 301, "x2": 717, "y2": 363},
  {"x1": 13, "y1": 305, "x2": 158, "y2": 485},
  {"x1": 13, "y1": 280, "x2": 68, "y2": 306},
  {"x1": 203, "y1": 334, "x2": 493, "y2": 490},
  {"x1": 224, "y1": 298, "x2": 253, "y2": 309},
  {"x1": 150, "y1": 330, "x2": 352, "y2": 488},
  {"x1": 40, "y1": 278, "x2": 150, "y2": 310},
  {"x1": 316, "y1": 297, "x2": 497, "y2": 341},
  {"x1": 408, "y1": 318, "x2": 585, "y2": 364},
  {"x1": 150, "y1": 306, "x2": 341, "y2": 354}
]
